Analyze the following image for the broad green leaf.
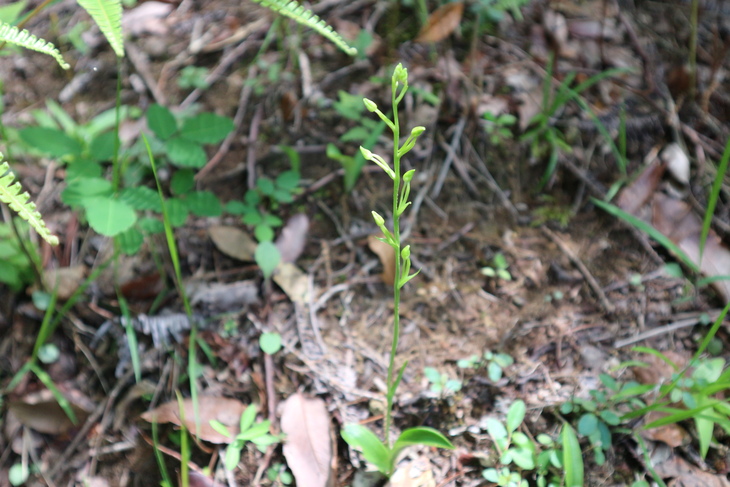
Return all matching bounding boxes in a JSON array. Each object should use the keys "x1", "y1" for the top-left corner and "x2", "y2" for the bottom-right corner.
[
  {"x1": 488, "y1": 361, "x2": 503, "y2": 381},
  {"x1": 164, "y1": 197, "x2": 188, "y2": 227},
  {"x1": 484, "y1": 417, "x2": 507, "y2": 440},
  {"x1": 225, "y1": 443, "x2": 242, "y2": 471},
  {"x1": 76, "y1": 0, "x2": 124, "y2": 57},
  {"x1": 20, "y1": 127, "x2": 82, "y2": 157},
  {"x1": 506, "y1": 400, "x2": 526, "y2": 433},
  {"x1": 695, "y1": 395, "x2": 715, "y2": 459},
  {"x1": 562, "y1": 423, "x2": 584, "y2": 487},
  {"x1": 66, "y1": 159, "x2": 102, "y2": 180},
  {"x1": 254, "y1": 224, "x2": 274, "y2": 243},
  {"x1": 186, "y1": 191, "x2": 222, "y2": 217},
  {"x1": 510, "y1": 447, "x2": 535, "y2": 470},
  {"x1": 119, "y1": 186, "x2": 162, "y2": 211},
  {"x1": 257, "y1": 177, "x2": 275, "y2": 196},
  {"x1": 84, "y1": 196, "x2": 136, "y2": 236},
  {"x1": 165, "y1": 137, "x2": 207, "y2": 168},
  {"x1": 392, "y1": 427, "x2": 454, "y2": 460},
  {"x1": 171, "y1": 169, "x2": 195, "y2": 195},
  {"x1": 61, "y1": 177, "x2": 113, "y2": 207},
  {"x1": 138, "y1": 216, "x2": 164, "y2": 234},
  {"x1": 180, "y1": 113, "x2": 234, "y2": 144},
  {"x1": 341, "y1": 423, "x2": 391, "y2": 476},
  {"x1": 260, "y1": 332, "x2": 282, "y2": 355},
  {"x1": 577, "y1": 413, "x2": 598, "y2": 436},
  {"x1": 209, "y1": 419, "x2": 232, "y2": 439},
  {"x1": 239, "y1": 404, "x2": 257, "y2": 433},
  {"x1": 116, "y1": 227, "x2": 144, "y2": 255},
  {"x1": 0, "y1": 1, "x2": 27, "y2": 24},
  {"x1": 599, "y1": 410, "x2": 621, "y2": 426},
  {"x1": 255, "y1": 241, "x2": 280, "y2": 279},
  {"x1": 147, "y1": 104, "x2": 177, "y2": 140},
  {"x1": 89, "y1": 131, "x2": 118, "y2": 162}
]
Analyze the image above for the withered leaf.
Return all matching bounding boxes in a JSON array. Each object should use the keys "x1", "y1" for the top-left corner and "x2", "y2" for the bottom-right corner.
[
  {"x1": 281, "y1": 393, "x2": 332, "y2": 487},
  {"x1": 276, "y1": 214, "x2": 309, "y2": 264},
  {"x1": 368, "y1": 234, "x2": 396, "y2": 285},
  {"x1": 415, "y1": 2, "x2": 464, "y2": 43},
  {"x1": 140, "y1": 396, "x2": 247, "y2": 444},
  {"x1": 209, "y1": 225, "x2": 257, "y2": 262}
]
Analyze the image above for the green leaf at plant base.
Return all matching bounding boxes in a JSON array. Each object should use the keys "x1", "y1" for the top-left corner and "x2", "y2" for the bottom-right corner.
[
  {"x1": 341, "y1": 423, "x2": 391, "y2": 476},
  {"x1": 577, "y1": 413, "x2": 598, "y2": 436},
  {"x1": 255, "y1": 224, "x2": 274, "y2": 243},
  {"x1": 165, "y1": 137, "x2": 207, "y2": 168},
  {"x1": 119, "y1": 186, "x2": 163, "y2": 211},
  {"x1": 180, "y1": 113, "x2": 234, "y2": 144},
  {"x1": 260, "y1": 332, "x2": 282, "y2": 355},
  {"x1": 89, "y1": 131, "x2": 119, "y2": 162},
  {"x1": 240, "y1": 404, "x2": 258, "y2": 433},
  {"x1": 61, "y1": 177, "x2": 113, "y2": 207},
  {"x1": 20, "y1": 127, "x2": 82, "y2": 158},
  {"x1": 255, "y1": 241, "x2": 280, "y2": 279},
  {"x1": 225, "y1": 442, "x2": 243, "y2": 471},
  {"x1": 66, "y1": 159, "x2": 103, "y2": 180},
  {"x1": 562, "y1": 423, "x2": 584, "y2": 487},
  {"x1": 186, "y1": 191, "x2": 222, "y2": 217},
  {"x1": 392, "y1": 427, "x2": 454, "y2": 460},
  {"x1": 84, "y1": 196, "x2": 136, "y2": 236}
]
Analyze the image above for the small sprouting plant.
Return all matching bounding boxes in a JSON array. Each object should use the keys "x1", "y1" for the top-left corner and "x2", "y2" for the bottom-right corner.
[
  {"x1": 177, "y1": 66, "x2": 210, "y2": 90},
  {"x1": 259, "y1": 332, "x2": 282, "y2": 355},
  {"x1": 209, "y1": 404, "x2": 283, "y2": 471},
  {"x1": 483, "y1": 400, "x2": 536, "y2": 483},
  {"x1": 423, "y1": 366, "x2": 462, "y2": 396},
  {"x1": 340, "y1": 64, "x2": 454, "y2": 478},
  {"x1": 458, "y1": 350, "x2": 514, "y2": 382},
  {"x1": 0, "y1": 220, "x2": 36, "y2": 290},
  {"x1": 480, "y1": 252, "x2": 512, "y2": 281},
  {"x1": 482, "y1": 111, "x2": 516, "y2": 146},
  {"x1": 266, "y1": 462, "x2": 293, "y2": 486}
]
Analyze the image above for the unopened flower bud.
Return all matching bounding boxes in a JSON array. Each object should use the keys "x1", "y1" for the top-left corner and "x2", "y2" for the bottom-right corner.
[
  {"x1": 410, "y1": 126, "x2": 426, "y2": 138},
  {"x1": 372, "y1": 211, "x2": 385, "y2": 227},
  {"x1": 360, "y1": 147, "x2": 373, "y2": 160},
  {"x1": 363, "y1": 98, "x2": 378, "y2": 112},
  {"x1": 401, "y1": 245, "x2": 411, "y2": 259},
  {"x1": 394, "y1": 63, "x2": 408, "y2": 84},
  {"x1": 403, "y1": 169, "x2": 415, "y2": 183}
]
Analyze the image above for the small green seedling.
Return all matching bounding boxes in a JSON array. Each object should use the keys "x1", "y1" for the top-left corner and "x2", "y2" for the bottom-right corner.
[
  {"x1": 481, "y1": 252, "x2": 512, "y2": 281},
  {"x1": 209, "y1": 404, "x2": 283, "y2": 471},
  {"x1": 423, "y1": 367, "x2": 462, "y2": 396},
  {"x1": 458, "y1": 350, "x2": 514, "y2": 382},
  {"x1": 178, "y1": 66, "x2": 210, "y2": 90},
  {"x1": 482, "y1": 111, "x2": 516, "y2": 146},
  {"x1": 266, "y1": 463, "x2": 293, "y2": 486},
  {"x1": 340, "y1": 64, "x2": 454, "y2": 478},
  {"x1": 260, "y1": 332, "x2": 282, "y2": 355}
]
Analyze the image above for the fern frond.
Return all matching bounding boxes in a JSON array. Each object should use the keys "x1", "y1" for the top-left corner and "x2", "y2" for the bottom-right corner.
[
  {"x1": 0, "y1": 22, "x2": 69, "y2": 70},
  {"x1": 76, "y1": 0, "x2": 124, "y2": 58},
  {"x1": 252, "y1": 0, "x2": 357, "y2": 56},
  {"x1": 0, "y1": 160, "x2": 59, "y2": 246}
]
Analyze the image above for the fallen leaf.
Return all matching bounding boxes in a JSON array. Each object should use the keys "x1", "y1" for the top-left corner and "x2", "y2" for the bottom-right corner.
[
  {"x1": 42, "y1": 265, "x2": 86, "y2": 300},
  {"x1": 8, "y1": 388, "x2": 94, "y2": 435},
  {"x1": 189, "y1": 471, "x2": 226, "y2": 487},
  {"x1": 652, "y1": 451, "x2": 730, "y2": 486},
  {"x1": 640, "y1": 411, "x2": 690, "y2": 448},
  {"x1": 661, "y1": 143, "x2": 689, "y2": 185},
  {"x1": 281, "y1": 393, "x2": 332, "y2": 487},
  {"x1": 122, "y1": 1, "x2": 173, "y2": 37},
  {"x1": 276, "y1": 214, "x2": 309, "y2": 264},
  {"x1": 616, "y1": 159, "x2": 665, "y2": 216},
  {"x1": 187, "y1": 280, "x2": 259, "y2": 311},
  {"x1": 415, "y1": 2, "x2": 464, "y2": 43},
  {"x1": 388, "y1": 458, "x2": 436, "y2": 487},
  {"x1": 140, "y1": 396, "x2": 247, "y2": 444},
  {"x1": 209, "y1": 225, "x2": 257, "y2": 262},
  {"x1": 273, "y1": 262, "x2": 310, "y2": 305},
  {"x1": 368, "y1": 234, "x2": 395, "y2": 285}
]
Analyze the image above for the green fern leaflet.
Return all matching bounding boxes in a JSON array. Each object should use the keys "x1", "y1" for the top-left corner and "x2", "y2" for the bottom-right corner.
[
  {"x1": 0, "y1": 22, "x2": 69, "y2": 70},
  {"x1": 252, "y1": 0, "x2": 357, "y2": 56},
  {"x1": 76, "y1": 0, "x2": 124, "y2": 58},
  {"x1": 0, "y1": 160, "x2": 59, "y2": 246}
]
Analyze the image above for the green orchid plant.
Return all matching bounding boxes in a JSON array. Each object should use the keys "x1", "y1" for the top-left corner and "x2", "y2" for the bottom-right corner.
[{"x1": 340, "y1": 64, "x2": 454, "y2": 478}]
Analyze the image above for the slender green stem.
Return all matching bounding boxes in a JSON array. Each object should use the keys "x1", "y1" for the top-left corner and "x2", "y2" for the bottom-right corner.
[{"x1": 384, "y1": 77, "x2": 403, "y2": 449}]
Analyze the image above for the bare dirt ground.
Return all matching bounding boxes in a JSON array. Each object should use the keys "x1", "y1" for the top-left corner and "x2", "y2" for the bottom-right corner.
[{"x1": 2, "y1": 0, "x2": 730, "y2": 486}]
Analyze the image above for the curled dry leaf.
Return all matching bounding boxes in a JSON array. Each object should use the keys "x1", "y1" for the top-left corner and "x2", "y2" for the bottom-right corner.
[
  {"x1": 209, "y1": 225, "x2": 257, "y2": 262},
  {"x1": 281, "y1": 393, "x2": 333, "y2": 487},
  {"x1": 276, "y1": 214, "x2": 309, "y2": 264},
  {"x1": 140, "y1": 396, "x2": 247, "y2": 444},
  {"x1": 415, "y1": 2, "x2": 464, "y2": 43},
  {"x1": 368, "y1": 234, "x2": 396, "y2": 285},
  {"x1": 639, "y1": 411, "x2": 690, "y2": 448},
  {"x1": 615, "y1": 159, "x2": 665, "y2": 216},
  {"x1": 42, "y1": 265, "x2": 87, "y2": 300},
  {"x1": 8, "y1": 388, "x2": 94, "y2": 435},
  {"x1": 273, "y1": 262, "x2": 310, "y2": 305}
]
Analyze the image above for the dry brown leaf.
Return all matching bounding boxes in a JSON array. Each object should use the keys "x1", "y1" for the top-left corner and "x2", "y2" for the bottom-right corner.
[
  {"x1": 209, "y1": 225, "x2": 257, "y2": 262},
  {"x1": 368, "y1": 234, "x2": 396, "y2": 285},
  {"x1": 616, "y1": 160, "x2": 665, "y2": 216},
  {"x1": 140, "y1": 397, "x2": 247, "y2": 444},
  {"x1": 42, "y1": 265, "x2": 86, "y2": 300},
  {"x1": 415, "y1": 2, "x2": 464, "y2": 43},
  {"x1": 8, "y1": 389, "x2": 94, "y2": 435},
  {"x1": 188, "y1": 471, "x2": 226, "y2": 487},
  {"x1": 276, "y1": 214, "x2": 309, "y2": 264},
  {"x1": 281, "y1": 393, "x2": 332, "y2": 487},
  {"x1": 639, "y1": 411, "x2": 690, "y2": 448},
  {"x1": 653, "y1": 452, "x2": 730, "y2": 486},
  {"x1": 273, "y1": 262, "x2": 310, "y2": 305},
  {"x1": 632, "y1": 351, "x2": 688, "y2": 385},
  {"x1": 388, "y1": 458, "x2": 436, "y2": 487}
]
